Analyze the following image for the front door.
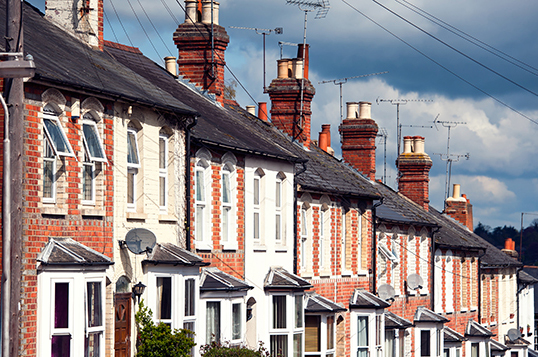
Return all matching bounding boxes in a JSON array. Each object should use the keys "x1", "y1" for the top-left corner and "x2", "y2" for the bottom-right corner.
[{"x1": 114, "y1": 293, "x2": 132, "y2": 357}]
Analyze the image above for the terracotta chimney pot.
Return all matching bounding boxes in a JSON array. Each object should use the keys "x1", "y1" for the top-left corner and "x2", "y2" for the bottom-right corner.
[
  {"x1": 321, "y1": 124, "x2": 331, "y2": 149},
  {"x1": 258, "y1": 102, "x2": 268, "y2": 121},
  {"x1": 277, "y1": 59, "x2": 290, "y2": 79},
  {"x1": 164, "y1": 56, "x2": 177, "y2": 76},
  {"x1": 346, "y1": 102, "x2": 359, "y2": 119},
  {"x1": 246, "y1": 105, "x2": 256, "y2": 115},
  {"x1": 319, "y1": 132, "x2": 328, "y2": 152}
]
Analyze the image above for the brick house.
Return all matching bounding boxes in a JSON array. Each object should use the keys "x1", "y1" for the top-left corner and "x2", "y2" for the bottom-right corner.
[{"x1": 0, "y1": 1, "x2": 199, "y2": 356}]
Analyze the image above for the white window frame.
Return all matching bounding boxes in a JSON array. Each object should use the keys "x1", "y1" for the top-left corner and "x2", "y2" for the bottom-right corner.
[
  {"x1": 159, "y1": 133, "x2": 169, "y2": 211},
  {"x1": 38, "y1": 271, "x2": 106, "y2": 357},
  {"x1": 195, "y1": 159, "x2": 211, "y2": 250},
  {"x1": 206, "y1": 300, "x2": 222, "y2": 343},
  {"x1": 275, "y1": 177, "x2": 283, "y2": 242},
  {"x1": 351, "y1": 311, "x2": 385, "y2": 357},
  {"x1": 155, "y1": 275, "x2": 174, "y2": 326},
  {"x1": 127, "y1": 127, "x2": 140, "y2": 211},
  {"x1": 301, "y1": 208, "x2": 308, "y2": 269},
  {"x1": 43, "y1": 137, "x2": 57, "y2": 204},
  {"x1": 82, "y1": 115, "x2": 106, "y2": 205},
  {"x1": 416, "y1": 325, "x2": 444, "y2": 357},
  {"x1": 43, "y1": 108, "x2": 75, "y2": 158},
  {"x1": 254, "y1": 173, "x2": 261, "y2": 242},
  {"x1": 319, "y1": 209, "x2": 324, "y2": 269},
  {"x1": 304, "y1": 313, "x2": 337, "y2": 357},
  {"x1": 221, "y1": 162, "x2": 238, "y2": 250},
  {"x1": 269, "y1": 293, "x2": 305, "y2": 357}
]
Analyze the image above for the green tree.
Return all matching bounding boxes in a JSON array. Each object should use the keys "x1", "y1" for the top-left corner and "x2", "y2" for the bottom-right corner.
[
  {"x1": 135, "y1": 301, "x2": 196, "y2": 357},
  {"x1": 200, "y1": 341, "x2": 269, "y2": 357}
]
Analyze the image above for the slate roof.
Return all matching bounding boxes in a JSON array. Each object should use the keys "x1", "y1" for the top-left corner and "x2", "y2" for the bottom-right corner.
[
  {"x1": 104, "y1": 42, "x2": 382, "y2": 200},
  {"x1": 37, "y1": 238, "x2": 113, "y2": 266},
  {"x1": 264, "y1": 267, "x2": 313, "y2": 291},
  {"x1": 349, "y1": 289, "x2": 390, "y2": 309},
  {"x1": 528, "y1": 349, "x2": 538, "y2": 357},
  {"x1": 444, "y1": 327, "x2": 467, "y2": 342},
  {"x1": 465, "y1": 319, "x2": 493, "y2": 337},
  {"x1": 143, "y1": 243, "x2": 209, "y2": 266},
  {"x1": 104, "y1": 42, "x2": 302, "y2": 163},
  {"x1": 490, "y1": 339, "x2": 509, "y2": 352},
  {"x1": 200, "y1": 267, "x2": 253, "y2": 292},
  {"x1": 428, "y1": 207, "x2": 522, "y2": 268},
  {"x1": 414, "y1": 306, "x2": 449, "y2": 323},
  {"x1": 519, "y1": 269, "x2": 538, "y2": 285},
  {"x1": 305, "y1": 293, "x2": 346, "y2": 313},
  {"x1": 385, "y1": 311, "x2": 413, "y2": 329},
  {"x1": 5, "y1": 3, "x2": 196, "y2": 117}
]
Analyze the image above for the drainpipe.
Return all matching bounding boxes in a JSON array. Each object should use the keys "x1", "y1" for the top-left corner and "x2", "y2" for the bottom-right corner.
[
  {"x1": 476, "y1": 248, "x2": 486, "y2": 323},
  {"x1": 371, "y1": 198, "x2": 384, "y2": 294},
  {"x1": 185, "y1": 116, "x2": 198, "y2": 251},
  {"x1": 430, "y1": 226, "x2": 441, "y2": 310},
  {"x1": 516, "y1": 266, "x2": 525, "y2": 331},
  {"x1": 293, "y1": 162, "x2": 308, "y2": 274}
]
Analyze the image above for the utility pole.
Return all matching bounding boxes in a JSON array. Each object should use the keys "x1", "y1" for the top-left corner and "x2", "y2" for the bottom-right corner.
[{"x1": 2, "y1": 1, "x2": 35, "y2": 355}]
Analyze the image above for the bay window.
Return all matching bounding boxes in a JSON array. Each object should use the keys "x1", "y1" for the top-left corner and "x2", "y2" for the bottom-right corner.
[
  {"x1": 270, "y1": 294, "x2": 305, "y2": 357},
  {"x1": 206, "y1": 302, "x2": 221, "y2": 342}
]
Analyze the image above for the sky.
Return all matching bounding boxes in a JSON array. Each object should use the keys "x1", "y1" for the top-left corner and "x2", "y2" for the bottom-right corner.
[{"x1": 29, "y1": 0, "x2": 538, "y2": 230}]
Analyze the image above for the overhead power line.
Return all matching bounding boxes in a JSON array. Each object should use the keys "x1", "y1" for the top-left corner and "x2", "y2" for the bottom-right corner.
[
  {"x1": 370, "y1": 0, "x2": 538, "y2": 99},
  {"x1": 340, "y1": 0, "x2": 538, "y2": 126}
]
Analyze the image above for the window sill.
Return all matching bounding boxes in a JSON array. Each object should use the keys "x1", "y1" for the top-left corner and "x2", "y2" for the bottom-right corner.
[
  {"x1": 41, "y1": 206, "x2": 67, "y2": 216},
  {"x1": 195, "y1": 242, "x2": 212, "y2": 251},
  {"x1": 357, "y1": 270, "x2": 368, "y2": 276},
  {"x1": 253, "y1": 245, "x2": 267, "y2": 252},
  {"x1": 341, "y1": 270, "x2": 353, "y2": 277},
  {"x1": 275, "y1": 247, "x2": 288, "y2": 253},
  {"x1": 222, "y1": 242, "x2": 238, "y2": 251},
  {"x1": 158, "y1": 214, "x2": 178, "y2": 223},
  {"x1": 81, "y1": 208, "x2": 105, "y2": 217},
  {"x1": 126, "y1": 212, "x2": 147, "y2": 221}
]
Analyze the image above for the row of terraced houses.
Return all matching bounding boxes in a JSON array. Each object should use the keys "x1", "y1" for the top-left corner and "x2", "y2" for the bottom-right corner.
[{"x1": 0, "y1": 1, "x2": 536, "y2": 357}]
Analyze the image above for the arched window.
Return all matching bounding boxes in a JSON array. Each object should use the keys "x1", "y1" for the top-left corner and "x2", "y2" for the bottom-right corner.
[{"x1": 82, "y1": 112, "x2": 106, "y2": 204}]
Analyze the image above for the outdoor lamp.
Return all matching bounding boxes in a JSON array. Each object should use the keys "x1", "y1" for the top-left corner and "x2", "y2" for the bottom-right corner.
[{"x1": 132, "y1": 281, "x2": 146, "y2": 303}]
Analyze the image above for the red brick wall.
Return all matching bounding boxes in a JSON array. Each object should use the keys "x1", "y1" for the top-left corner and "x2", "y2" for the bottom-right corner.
[
  {"x1": 0, "y1": 84, "x2": 115, "y2": 357},
  {"x1": 189, "y1": 148, "x2": 245, "y2": 279}
]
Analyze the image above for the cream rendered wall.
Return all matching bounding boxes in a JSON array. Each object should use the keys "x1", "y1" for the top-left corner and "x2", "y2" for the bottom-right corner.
[
  {"x1": 519, "y1": 282, "x2": 535, "y2": 343},
  {"x1": 111, "y1": 103, "x2": 187, "y2": 355},
  {"x1": 497, "y1": 268, "x2": 518, "y2": 341},
  {"x1": 243, "y1": 155, "x2": 295, "y2": 348}
]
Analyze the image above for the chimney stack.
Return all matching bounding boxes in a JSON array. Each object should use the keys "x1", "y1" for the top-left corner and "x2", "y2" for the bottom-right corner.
[
  {"x1": 174, "y1": 0, "x2": 229, "y2": 104},
  {"x1": 445, "y1": 184, "x2": 474, "y2": 230},
  {"x1": 46, "y1": 0, "x2": 104, "y2": 50},
  {"x1": 397, "y1": 136, "x2": 433, "y2": 211},
  {"x1": 502, "y1": 238, "x2": 518, "y2": 259},
  {"x1": 267, "y1": 45, "x2": 315, "y2": 147},
  {"x1": 339, "y1": 102, "x2": 378, "y2": 180}
]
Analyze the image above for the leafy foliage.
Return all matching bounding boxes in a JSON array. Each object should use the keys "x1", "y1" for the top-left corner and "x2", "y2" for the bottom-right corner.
[
  {"x1": 200, "y1": 340, "x2": 270, "y2": 357},
  {"x1": 135, "y1": 301, "x2": 196, "y2": 357}
]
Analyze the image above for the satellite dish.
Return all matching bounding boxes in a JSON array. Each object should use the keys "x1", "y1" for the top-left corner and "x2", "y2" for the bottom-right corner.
[
  {"x1": 124, "y1": 228, "x2": 156, "y2": 254},
  {"x1": 407, "y1": 274, "x2": 424, "y2": 290},
  {"x1": 378, "y1": 283, "x2": 396, "y2": 301},
  {"x1": 507, "y1": 328, "x2": 521, "y2": 342}
]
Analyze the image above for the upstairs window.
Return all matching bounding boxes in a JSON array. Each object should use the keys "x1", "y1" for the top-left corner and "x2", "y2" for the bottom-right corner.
[
  {"x1": 195, "y1": 159, "x2": 209, "y2": 245},
  {"x1": 253, "y1": 169, "x2": 265, "y2": 242},
  {"x1": 127, "y1": 127, "x2": 140, "y2": 210},
  {"x1": 43, "y1": 105, "x2": 74, "y2": 158},
  {"x1": 222, "y1": 167, "x2": 232, "y2": 243},
  {"x1": 275, "y1": 177, "x2": 282, "y2": 242},
  {"x1": 159, "y1": 133, "x2": 169, "y2": 209},
  {"x1": 82, "y1": 114, "x2": 106, "y2": 204},
  {"x1": 43, "y1": 137, "x2": 56, "y2": 203}
]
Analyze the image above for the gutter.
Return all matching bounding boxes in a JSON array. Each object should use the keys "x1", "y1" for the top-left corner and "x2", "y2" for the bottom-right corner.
[
  {"x1": 185, "y1": 116, "x2": 198, "y2": 251},
  {"x1": 294, "y1": 162, "x2": 308, "y2": 275}
]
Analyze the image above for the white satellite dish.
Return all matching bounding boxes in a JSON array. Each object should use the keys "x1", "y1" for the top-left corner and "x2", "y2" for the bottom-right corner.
[
  {"x1": 124, "y1": 228, "x2": 156, "y2": 254},
  {"x1": 507, "y1": 328, "x2": 521, "y2": 342},
  {"x1": 407, "y1": 274, "x2": 424, "y2": 290},
  {"x1": 378, "y1": 283, "x2": 396, "y2": 301}
]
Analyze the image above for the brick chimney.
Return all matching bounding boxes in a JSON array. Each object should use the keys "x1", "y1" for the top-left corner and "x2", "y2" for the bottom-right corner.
[
  {"x1": 339, "y1": 102, "x2": 378, "y2": 180},
  {"x1": 173, "y1": 0, "x2": 229, "y2": 104},
  {"x1": 445, "y1": 184, "x2": 474, "y2": 230},
  {"x1": 45, "y1": 0, "x2": 104, "y2": 49},
  {"x1": 397, "y1": 136, "x2": 433, "y2": 211},
  {"x1": 267, "y1": 45, "x2": 315, "y2": 147}
]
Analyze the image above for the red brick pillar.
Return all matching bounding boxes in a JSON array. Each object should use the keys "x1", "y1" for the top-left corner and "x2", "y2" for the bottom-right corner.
[
  {"x1": 267, "y1": 53, "x2": 315, "y2": 147},
  {"x1": 397, "y1": 136, "x2": 432, "y2": 211},
  {"x1": 174, "y1": 1, "x2": 229, "y2": 104},
  {"x1": 339, "y1": 102, "x2": 378, "y2": 180}
]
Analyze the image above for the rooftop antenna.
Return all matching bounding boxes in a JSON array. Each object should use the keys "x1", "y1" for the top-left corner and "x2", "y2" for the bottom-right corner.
[
  {"x1": 377, "y1": 127, "x2": 388, "y2": 184},
  {"x1": 286, "y1": 0, "x2": 330, "y2": 142},
  {"x1": 376, "y1": 98, "x2": 433, "y2": 185},
  {"x1": 318, "y1": 71, "x2": 388, "y2": 122},
  {"x1": 432, "y1": 115, "x2": 469, "y2": 202},
  {"x1": 230, "y1": 26, "x2": 283, "y2": 93},
  {"x1": 279, "y1": 41, "x2": 299, "y2": 59}
]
